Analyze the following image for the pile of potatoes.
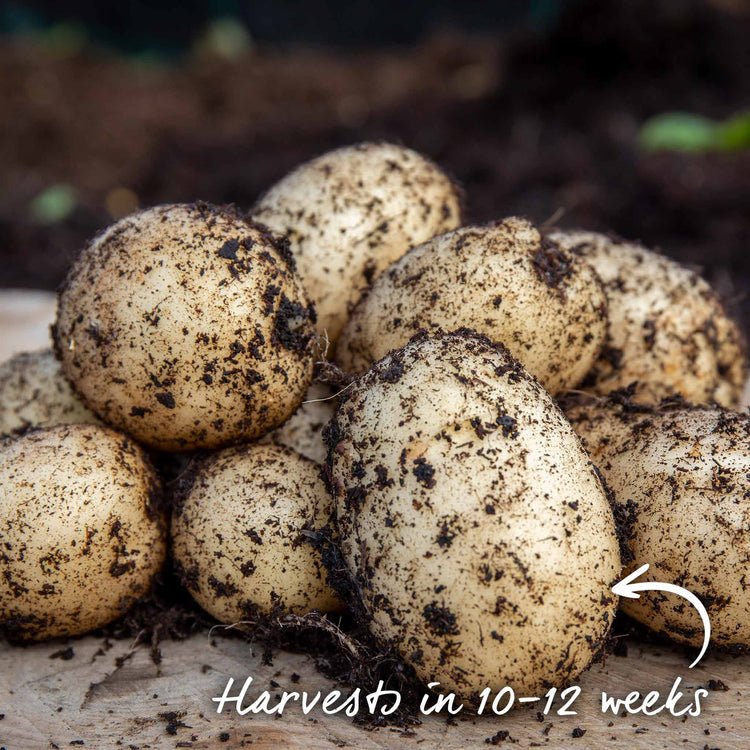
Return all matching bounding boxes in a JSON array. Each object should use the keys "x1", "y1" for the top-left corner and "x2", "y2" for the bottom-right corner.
[{"x1": 1, "y1": 141, "x2": 748, "y2": 702}]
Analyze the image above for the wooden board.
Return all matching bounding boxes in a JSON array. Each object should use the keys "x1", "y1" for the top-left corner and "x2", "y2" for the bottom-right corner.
[
  {"x1": 2, "y1": 631, "x2": 750, "y2": 749},
  {"x1": 0, "y1": 290, "x2": 57, "y2": 363}
]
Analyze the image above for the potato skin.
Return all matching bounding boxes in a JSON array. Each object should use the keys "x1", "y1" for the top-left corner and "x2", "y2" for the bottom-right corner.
[
  {"x1": 326, "y1": 331, "x2": 621, "y2": 700},
  {"x1": 336, "y1": 218, "x2": 607, "y2": 395},
  {"x1": 0, "y1": 424, "x2": 166, "y2": 642},
  {"x1": 260, "y1": 382, "x2": 336, "y2": 464},
  {"x1": 0, "y1": 349, "x2": 99, "y2": 435},
  {"x1": 54, "y1": 203, "x2": 316, "y2": 452},
  {"x1": 547, "y1": 229, "x2": 747, "y2": 407},
  {"x1": 252, "y1": 142, "x2": 462, "y2": 343},
  {"x1": 171, "y1": 443, "x2": 341, "y2": 623},
  {"x1": 568, "y1": 399, "x2": 750, "y2": 651}
]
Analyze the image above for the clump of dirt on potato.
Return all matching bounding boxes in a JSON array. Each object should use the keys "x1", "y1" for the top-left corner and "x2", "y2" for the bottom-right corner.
[
  {"x1": 252, "y1": 141, "x2": 462, "y2": 344},
  {"x1": 336, "y1": 218, "x2": 608, "y2": 395},
  {"x1": 53, "y1": 202, "x2": 316, "y2": 452},
  {"x1": 0, "y1": 349, "x2": 100, "y2": 435},
  {"x1": 0, "y1": 424, "x2": 166, "y2": 642},
  {"x1": 325, "y1": 329, "x2": 621, "y2": 704},
  {"x1": 547, "y1": 229, "x2": 747, "y2": 407}
]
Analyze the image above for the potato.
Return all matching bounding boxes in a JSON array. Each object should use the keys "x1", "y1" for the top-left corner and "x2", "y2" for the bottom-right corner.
[
  {"x1": 336, "y1": 218, "x2": 607, "y2": 394},
  {"x1": 260, "y1": 382, "x2": 336, "y2": 464},
  {"x1": 547, "y1": 229, "x2": 747, "y2": 407},
  {"x1": 53, "y1": 203, "x2": 316, "y2": 452},
  {"x1": 0, "y1": 424, "x2": 166, "y2": 641},
  {"x1": 252, "y1": 142, "x2": 462, "y2": 344},
  {"x1": 172, "y1": 443, "x2": 341, "y2": 623},
  {"x1": 326, "y1": 331, "x2": 621, "y2": 700},
  {"x1": 568, "y1": 399, "x2": 750, "y2": 650},
  {"x1": 0, "y1": 349, "x2": 100, "y2": 435}
]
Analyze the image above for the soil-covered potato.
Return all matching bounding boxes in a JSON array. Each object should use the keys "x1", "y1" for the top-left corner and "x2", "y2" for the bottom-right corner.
[
  {"x1": 260, "y1": 382, "x2": 336, "y2": 464},
  {"x1": 172, "y1": 443, "x2": 341, "y2": 623},
  {"x1": 326, "y1": 331, "x2": 621, "y2": 700},
  {"x1": 53, "y1": 203, "x2": 316, "y2": 452},
  {"x1": 567, "y1": 398, "x2": 750, "y2": 651},
  {"x1": 252, "y1": 142, "x2": 462, "y2": 344},
  {"x1": 547, "y1": 229, "x2": 747, "y2": 407},
  {"x1": 0, "y1": 424, "x2": 166, "y2": 641},
  {"x1": 0, "y1": 349, "x2": 99, "y2": 435},
  {"x1": 336, "y1": 218, "x2": 607, "y2": 395}
]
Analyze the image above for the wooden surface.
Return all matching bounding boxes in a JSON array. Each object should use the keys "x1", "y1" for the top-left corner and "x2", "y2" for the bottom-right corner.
[
  {"x1": 1, "y1": 631, "x2": 749, "y2": 749},
  {"x1": 0, "y1": 290, "x2": 57, "y2": 362},
  {"x1": 2, "y1": 290, "x2": 750, "y2": 749}
]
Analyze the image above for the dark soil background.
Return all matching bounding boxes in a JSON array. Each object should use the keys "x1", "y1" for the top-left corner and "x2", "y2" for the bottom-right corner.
[{"x1": 1, "y1": 0, "x2": 749, "y2": 332}]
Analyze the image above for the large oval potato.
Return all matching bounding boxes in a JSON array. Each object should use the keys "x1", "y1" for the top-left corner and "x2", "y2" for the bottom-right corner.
[
  {"x1": 54, "y1": 203, "x2": 316, "y2": 452},
  {"x1": 548, "y1": 229, "x2": 747, "y2": 406},
  {"x1": 567, "y1": 399, "x2": 750, "y2": 651},
  {"x1": 326, "y1": 331, "x2": 621, "y2": 701},
  {"x1": 336, "y1": 218, "x2": 607, "y2": 395},
  {"x1": 252, "y1": 142, "x2": 462, "y2": 344},
  {"x1": 0, "y1": 424, "x2": 166, "y2": 641}
]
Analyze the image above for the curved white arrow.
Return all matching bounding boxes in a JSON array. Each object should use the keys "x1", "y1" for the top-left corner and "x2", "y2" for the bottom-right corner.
[{"x1": 612, "y1": 563, "x2": 711, "y2": 668}]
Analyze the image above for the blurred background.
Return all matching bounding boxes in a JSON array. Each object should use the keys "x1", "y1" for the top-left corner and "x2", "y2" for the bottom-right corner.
[{"x1": 0, "y1": 0, "x2": 748, "y2": 332}]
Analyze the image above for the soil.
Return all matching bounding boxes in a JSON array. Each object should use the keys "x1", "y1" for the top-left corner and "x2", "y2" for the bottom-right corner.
[{"x1": 1, "y1": 0, "x2": 748, "y2": 328}]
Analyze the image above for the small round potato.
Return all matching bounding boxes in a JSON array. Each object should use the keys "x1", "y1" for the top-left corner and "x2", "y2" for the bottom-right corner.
[
  {"x1": 568, "y1": 399, "x2": 750, "y2": 651},
  {"x1": 260, "y1": 382, "x2": 337, "y2": 464},
  {"x1": 0, "y1": 349, "x2": 100, "y2": 435},
  {"x1": 547, "y1": 229, "x2": 747, "y2": 407},
  {"x1": 172, "y1": 443, "x2": 341, "y2": 623},
  {"x1": 0, "y1": 424, "x2": 166, "y2": 641},
  {"x1": 54, "y1": 203, "x2": 316, "y2": 452},
  {"x1": 336, "y1": 218, "x2": 608, "y2": 395},
  {"x1": 252, "y1": 142, "x2": 462, "y2": 343},
  {"x1": 326, "y1": 331, "x2": 621, "y2": 700}
]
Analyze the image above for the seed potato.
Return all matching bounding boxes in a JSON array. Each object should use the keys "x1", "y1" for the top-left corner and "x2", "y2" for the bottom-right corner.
[
  {"x1": 336, "y1": 218, "x2": 608, "y2": 395},
  {"x1": 172, "y1": 443, "x2": 341, "y2": 623},
  {"x1": 547, "y1": 229, "x2": 747, "y2": 406},
  {"x1": 260, "y1": 382, "x2": 337, "y2": 464},
  {"x1": 567, "y1": 398, "x2": 750, "y2": 650},
  {"x1": 0, "y1": 424, "x2": 166, "y2": 641},
  {"x1": 0, "y1": 349, "x2": 99, "y2": 435},
  {"x1": 54, "y1": 203, "x2": 316, "y2": 452},
  {"x1": 326, "y1": 331, "x2": 621, "y2": 700},
  {"x1": 252, "y1": 142, "x2": 462, "y2": 344}
]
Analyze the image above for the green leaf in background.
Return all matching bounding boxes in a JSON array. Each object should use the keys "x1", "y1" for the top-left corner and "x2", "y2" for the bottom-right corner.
[
  {"x1": 716, "y1": 112, "x2": 750, "y2": 151},
  {"x1": 639, "y1": 111, "x2": 750, "y2": 153},
  {"x1": 29, "y1": 184, "x2": 77, "y2": 224},
  {"x1": 639, "y1": 113, "x2": 719, "y2": 153}
]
